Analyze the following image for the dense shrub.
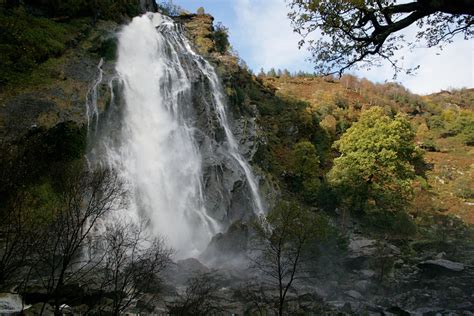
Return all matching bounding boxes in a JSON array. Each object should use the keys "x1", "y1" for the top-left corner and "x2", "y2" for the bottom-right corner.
[
  {"x1": 0, "y1": 122, "x2": 86, "y2": 196},
  {"x1": 364, "y1": 210, "x2": 418, "y2": 237},
  {"x1": 427, "y1": 115, "x2": 445, "y2": 130},
  {"x1": 213, "y1": 22, "x2": 230, "y2": 54},
  {"x1": 453, "y1": 174, "x2": 474, "y2": 199},
  {"x1": 419, "y1": 139, "x2": 439, "y2": 152},
  {"x1": 449, "y1": 111, "x2": 474, "y2": 145},
  {"x1": 433, "y1": 110, "x2": 474, "y2": 145},
  {"x1": 290, "y1": 141, "x2": 321, "y2": 203}
]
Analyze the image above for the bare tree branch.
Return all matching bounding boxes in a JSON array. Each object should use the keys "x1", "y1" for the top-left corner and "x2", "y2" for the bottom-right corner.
[{"x1": 249, "y1": 201, "x2": 326, "y2": 315}]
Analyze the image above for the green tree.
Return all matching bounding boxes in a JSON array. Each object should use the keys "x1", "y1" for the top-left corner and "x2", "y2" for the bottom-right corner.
[
  {"x1": 213, "y1": 22, "x2": 230, "y2": 54},
  {"x1": 22, "y1": 0, "x2": 148, "y2": 20},
  {"x1": 288, "y1": 0, "x2": 474, "y2": 76},
  {"x1": 251, "y1": 201, "x2": 326, "y2": 316},
  {"x1": 267, "y1": 68, "x2": 277, "y2": 77},
  {"x1": 290, "y1": 141, "x2": 321, "y2": 203},
  {"x1": 328, "y1": 107, "x2": 418, "y2": 213},
  {"x1": 445, "y1": 110, "x2": 474, "y2": 145},
  {"x1": 197, "y1": 6, "x2": 205, "y2": 15}
]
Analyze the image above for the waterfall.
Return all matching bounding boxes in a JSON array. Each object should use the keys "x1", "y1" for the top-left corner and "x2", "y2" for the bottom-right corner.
[
  {"x1": 92, "y1": 13, "x2": 264, "y2": 258},
  {"x1": 193, "y1": 56, "x2": 265, "y2": 216},
  {"x1": 85, "y1": 58, "x2": 104, "y2": 133}
]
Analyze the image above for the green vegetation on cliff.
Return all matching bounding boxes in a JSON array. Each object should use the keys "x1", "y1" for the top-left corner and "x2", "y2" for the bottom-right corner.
[
  {"x1": 0, "y1": 6, "x2": 90, "y2": 86},
  {"x1": 0, "y1": 0, "x2": 153, "y2": 88}
]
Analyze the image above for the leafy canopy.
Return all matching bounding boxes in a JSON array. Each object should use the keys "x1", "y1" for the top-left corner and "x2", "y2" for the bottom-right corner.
[
  {"x1": 328, "y1": 107, "x2": 419, "y2": 212},
  {"x1": 291, "y1": 141, "x2": 321, "y2": 202},
  {"x1": 288, "y1": 0, "x2": 474, "y2": 76}
]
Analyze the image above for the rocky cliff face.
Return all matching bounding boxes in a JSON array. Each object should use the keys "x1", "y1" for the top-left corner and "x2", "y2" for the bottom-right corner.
[
  {"x1": 139, "y1": 0, "x2": 158, "y2": 12},
  {"x1": 0, "y1": 23, "x2": 116, "y2": 140},
  {"x1": 175, "y1": 16, "x2": 268, "y2": 223},
  {"x1": 0, "y1": 0, "x2": 164, "y2": 138}
]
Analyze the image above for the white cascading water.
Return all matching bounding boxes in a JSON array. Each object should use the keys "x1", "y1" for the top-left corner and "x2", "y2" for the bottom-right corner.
[
  {"x1": 85, "y1": 58, "x2": 103, "y2": 132},
  {"x1": 95, "y1": 13, "x2": 264, "y2": 258},
  {"x1": 194, "y1": 56, "x2": 265, "y2": 217}
]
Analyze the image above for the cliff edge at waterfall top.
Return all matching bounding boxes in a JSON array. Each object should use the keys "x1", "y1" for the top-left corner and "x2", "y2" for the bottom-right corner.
[{"x1": 0, "y1": 1, "x2": 473, "y2": 315}]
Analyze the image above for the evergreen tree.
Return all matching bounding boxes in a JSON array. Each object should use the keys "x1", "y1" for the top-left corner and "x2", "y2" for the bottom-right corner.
[{"x1": 267, "y1": 68, "x2": 277, "y2": 77}]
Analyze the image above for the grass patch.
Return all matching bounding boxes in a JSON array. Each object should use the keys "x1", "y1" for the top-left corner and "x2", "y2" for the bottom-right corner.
[{"x1": 0, "y1": 6, "x2": 90, "y2": 88}]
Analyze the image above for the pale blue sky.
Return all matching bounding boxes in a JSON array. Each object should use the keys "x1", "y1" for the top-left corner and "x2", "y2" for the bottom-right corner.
[{"x1": 172, "y1": 0, "x2": 474, "y2": 95}]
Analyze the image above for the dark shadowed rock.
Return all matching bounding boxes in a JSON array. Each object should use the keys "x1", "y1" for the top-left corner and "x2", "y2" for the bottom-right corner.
[
  {"x1": 348, "y1": 236, "x2": 376, "y2": 257},
  {"x1": 201, "y1": 221, "x2": 250, "y2": 264},
  {"x1": 344, "y1": 236, "x2": 377, "y2": 269},
  {"x1": 163, "y1": 258, "x2": 210, "y2": 287},
  {"x1": 419, "y1": 259, "x2": 465, "y2": 273},
  {"x1": 385, "y1": 306, "x2": 411, "y2": 316},
  {"x1": 354, "y1": 280, "x2": 370, "y2": 292},
  {"x1": 360, "y1": 269, "x2": 376, "y2": 278},
  {"x1": 0, "y1": 95, "x2": 57, "y2": 136},
  {"x1": 177, "y1": 258, "x2": 210, "y2": 275},
  {"x1": 345, "y1": 290, "x2": 363, "y2": 300},
  {"x1": 139, "y1": 0, "x2": 157, "y2": 12},
  {"x1": 64, "y1": 56, "x2": 101, "y2": 83}
]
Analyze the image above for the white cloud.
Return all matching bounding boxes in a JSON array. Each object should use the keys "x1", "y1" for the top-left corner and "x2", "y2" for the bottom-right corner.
[
  {"x1": 354, "y1": 25, "x2": 474, "y2": 95},
  {"x1": 399, "y1": 39, "x2": 473, "y2": 94},
  {"x1": 232, "y1": 0, "x2": 310, "y2": 72}
]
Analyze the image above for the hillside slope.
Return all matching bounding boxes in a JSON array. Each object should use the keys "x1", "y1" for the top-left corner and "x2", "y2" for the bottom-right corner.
[{"x1": 262, "y1": 75, "x2": 474, "y2": 224}]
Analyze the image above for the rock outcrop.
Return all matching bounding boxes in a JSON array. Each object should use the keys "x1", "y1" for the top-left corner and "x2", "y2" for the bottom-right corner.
[
  {"x1": 139, "y1": 0, "x2": 158, "y2": 13},
  {"x1": 419, "y1": 258, "x2": 465, "y2": 273}
]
